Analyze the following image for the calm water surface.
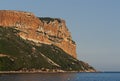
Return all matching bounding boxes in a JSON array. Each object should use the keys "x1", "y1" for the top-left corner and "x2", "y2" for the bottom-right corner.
[{"x1": 0, "y1": 72, "x2": 120, "y2": 81}]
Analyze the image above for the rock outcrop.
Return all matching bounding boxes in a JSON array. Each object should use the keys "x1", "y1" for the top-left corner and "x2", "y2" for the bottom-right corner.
[
  {"x1": 0, "y1": 10, "x2": 76, "y2": 58},
  {"x1": 0, "y1": 27, "x2": 96, "y2": 72}
]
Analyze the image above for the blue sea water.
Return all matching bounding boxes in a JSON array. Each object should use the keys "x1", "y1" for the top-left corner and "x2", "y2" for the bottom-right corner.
[{"x1": 0, "y1": 72, "x2": 120, "y2": 81}]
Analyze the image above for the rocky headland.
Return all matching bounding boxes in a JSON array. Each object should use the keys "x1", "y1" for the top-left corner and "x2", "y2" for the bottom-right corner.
[{"x1": 0, "y1": 10, "x2": 96, "y2": 72}]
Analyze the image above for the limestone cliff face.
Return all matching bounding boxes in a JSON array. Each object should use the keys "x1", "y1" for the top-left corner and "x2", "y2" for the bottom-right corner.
[{"x1": 0, "y1": 10, "x2": 76, "y2": 58}]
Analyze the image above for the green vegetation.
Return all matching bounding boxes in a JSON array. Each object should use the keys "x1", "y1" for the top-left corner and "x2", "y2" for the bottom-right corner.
[
  {"x1": 39, "y1": 17, "x2": 61, "y2": 24},
  {"x1": 0, "y1": 57, "x2": 15, "y2": 71},
  {"x1": 0, "y1": 27, "x2": 95, "y2": 71}
]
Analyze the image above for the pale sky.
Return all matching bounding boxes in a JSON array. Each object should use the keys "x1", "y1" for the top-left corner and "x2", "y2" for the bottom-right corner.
[{"x1": 0, "y1": 0, "x2": 120, "y2": 71}]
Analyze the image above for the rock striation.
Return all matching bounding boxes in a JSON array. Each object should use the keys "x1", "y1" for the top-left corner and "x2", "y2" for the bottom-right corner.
[{"x1": 0, "y1": 10, "x2": 76, "y2": 58}]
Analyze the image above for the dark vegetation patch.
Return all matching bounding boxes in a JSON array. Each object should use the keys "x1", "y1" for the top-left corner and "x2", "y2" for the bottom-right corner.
[{"x1": 38, "y1": 17, "x2": 61, "y2": 24}]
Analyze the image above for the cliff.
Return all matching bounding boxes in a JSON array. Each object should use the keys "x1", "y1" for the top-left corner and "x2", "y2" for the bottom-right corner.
[
  {"x1": 0, "y1": 10, "x2": 96, "y2": 72},
  {"x1": 0, "y1": 10, "x2": 76, "y2": 58}
]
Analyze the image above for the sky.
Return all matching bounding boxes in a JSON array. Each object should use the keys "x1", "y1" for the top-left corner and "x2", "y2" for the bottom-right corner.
[{"x1": 0, "y1": 0, "x2": 120, "y2": 71}]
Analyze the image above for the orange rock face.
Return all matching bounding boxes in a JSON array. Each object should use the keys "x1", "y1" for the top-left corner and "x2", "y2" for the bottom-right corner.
[{"x1": 0, "y1": 10, "x2": 77, "y2": 58}]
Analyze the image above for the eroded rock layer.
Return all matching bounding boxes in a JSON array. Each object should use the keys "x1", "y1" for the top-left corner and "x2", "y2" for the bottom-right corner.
[{"x1": 0, "y1": 10, "x2": 76, "y2": 58}]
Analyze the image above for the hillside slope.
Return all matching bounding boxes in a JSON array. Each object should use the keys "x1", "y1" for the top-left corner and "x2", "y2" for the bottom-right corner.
[{"x1": 0, "y1": 27, "x2": 95, "y2": 72}]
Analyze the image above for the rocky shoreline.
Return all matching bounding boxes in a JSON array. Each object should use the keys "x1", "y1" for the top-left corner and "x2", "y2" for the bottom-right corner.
[{"x1": 0, "y1": 69, "x2": 96, "y2": 74}]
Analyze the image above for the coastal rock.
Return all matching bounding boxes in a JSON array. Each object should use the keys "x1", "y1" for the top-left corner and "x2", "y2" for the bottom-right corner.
[
  {"x1": 0, "y1": 10, "x2": 96, "y2": 72},
  {"x1": 0, "y1": 10, "x2": 76, "y2": 58}
]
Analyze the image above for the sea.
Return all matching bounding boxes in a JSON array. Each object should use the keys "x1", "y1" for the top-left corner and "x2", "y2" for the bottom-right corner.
[{"x1": 0, "y1": 72, "x2": 120, "y2": 81}]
